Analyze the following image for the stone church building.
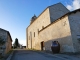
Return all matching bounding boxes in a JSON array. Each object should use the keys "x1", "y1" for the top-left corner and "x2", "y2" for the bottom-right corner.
[{"x1": 26, "y1": 3, "x2": 80, "y2": 53}]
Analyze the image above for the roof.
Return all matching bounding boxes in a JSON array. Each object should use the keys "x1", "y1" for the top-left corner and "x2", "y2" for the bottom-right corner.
[
  {"x1": 57, "y1": 8, "x2": 80, "y2": 19},
  {"x1": 39, "y1": 8, "x2": 80, "y2": 32},
  {"x1": 28, "y1": 3, "x2": 64, "y2": 28},
  {"x1": 69, "y1": 9, "x2": 80, "y2": 14},
  {"x1": 0, "y1": 28, "x2": 12, "y2": 42}
]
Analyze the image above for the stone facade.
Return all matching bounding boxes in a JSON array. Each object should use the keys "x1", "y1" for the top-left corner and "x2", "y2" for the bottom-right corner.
[
  {"x1": 27, "y1": 2, "x2": 80, "y2": 53},
  {"x1": 0, "y1": 28, "x2": 12, "y2": 55},
  {"x1": 27, "y1": 8, "x2": 50, "y2": 49},
  {"x1": 68, "y1": 11, "x2": 80, "y2": 52},
  {"x1": 5, "y1": 32, "x2": 12, "y2": 54},
  {"x1": 49, "y1": 3, "x2": 69, "y2": 23},
  {"x1": 39, "y1": 15, "x2": 74, "y2": 52}
]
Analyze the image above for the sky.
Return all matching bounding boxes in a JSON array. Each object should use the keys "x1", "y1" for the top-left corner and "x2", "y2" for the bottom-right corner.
[{"x1": 0, "y1": 0, "x2": 80, "y2": 46}]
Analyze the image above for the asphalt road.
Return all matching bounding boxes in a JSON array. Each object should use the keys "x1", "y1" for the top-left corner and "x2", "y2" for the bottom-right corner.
[{"x1": 11, "y1": 50, "x2": 80, "y2": 60}]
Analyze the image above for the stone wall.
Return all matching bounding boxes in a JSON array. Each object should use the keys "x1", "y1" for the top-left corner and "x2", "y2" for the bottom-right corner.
[
  {"x1": 0, "y1": 29, "x2": 7, "y2": 41},
  {"x1": 27, "y1": 3, "x2": 70, "y2": 49},
  {"x1": 49, "y1": 3, "x2": 69, "y2": 23},
  {"x1": 39, "y1": 16, "x2": 74, "y2": 53},
  {"x1": 5, "y1": 33, "x2": 12, "y2": 54},
  {"x1": 0, "y1": 29, "x2": 7, "y2": 54},
  {"x1": 68, "y1": 11, "x2": 80, "y2": 52},
  {"x1": 27, "y1": 8, "x2": 50, "y2": 49},
  {"x1": 0, "y1": 29, "x2": 12, "y2": 54}
]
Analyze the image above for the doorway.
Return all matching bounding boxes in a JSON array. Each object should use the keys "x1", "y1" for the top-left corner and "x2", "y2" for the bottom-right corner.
[{"x1": 41, "y1": 41, "x2": 44, "y2": 50}]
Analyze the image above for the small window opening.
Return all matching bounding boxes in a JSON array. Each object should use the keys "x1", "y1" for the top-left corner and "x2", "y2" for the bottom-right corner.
[
  {"x1": 29, "y1": 36, "x2": 30, "y2": 40},
  {"x1": 42, "y1": 26, "x2": 44, "y2": 29},
  {"x1": 38, "y1": 29, "x2": 39, "y2": 34},
  {"x1": 34, "y1": 32, "x2": 35, "y2": 37}
]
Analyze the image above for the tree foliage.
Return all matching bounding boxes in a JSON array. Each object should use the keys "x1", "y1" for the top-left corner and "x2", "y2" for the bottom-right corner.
[{"x1": 13, "y1": 38, "x2": 20, "y2": 48}]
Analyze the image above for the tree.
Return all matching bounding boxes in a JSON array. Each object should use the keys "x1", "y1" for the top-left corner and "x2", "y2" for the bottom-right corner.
[{"x1": 13, "y1": 38, "x2": 20, "y2": 48}]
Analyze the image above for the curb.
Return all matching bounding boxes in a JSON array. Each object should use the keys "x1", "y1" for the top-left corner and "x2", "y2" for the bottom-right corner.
[{"x1": 6, "y1": 51, "x2": 14, "y2": 60}]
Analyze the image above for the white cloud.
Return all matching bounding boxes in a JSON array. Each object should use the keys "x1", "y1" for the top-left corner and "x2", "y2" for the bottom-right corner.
[
  {"x1": 19, "y1": 40, "x2": 26, "y2": 46},
  {"x1": 66, "y1": 0, "x2": 80, "y2": 11},
  {"x1": 67, "y1": 5, "x2": 72, "y2": 10}
]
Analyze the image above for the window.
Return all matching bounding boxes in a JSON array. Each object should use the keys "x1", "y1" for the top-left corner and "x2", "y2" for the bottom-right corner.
[
  {"x1": 29, "y1": 36, "x2": 30, "y2": 40},
  {"x1": 38, "y1": 29, "x2": 39, "y2": 34},
  {"x1": 29, "y1": 32, "x2": 32, "y2": 40},
  {"x1": 34, "y1": 32, "x2": 35, "y2": 37},
  {"x1": 42, "y1": 26, "x2": 44, "y2": 29}
]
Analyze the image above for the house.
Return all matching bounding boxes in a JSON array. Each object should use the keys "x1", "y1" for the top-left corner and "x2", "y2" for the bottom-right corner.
[
  {"x1": 0, "y1": 28, "x2": 12, "y2": 55},
  {"x1": 26, "y1": 3, "x2": 80, "y2": 53}
]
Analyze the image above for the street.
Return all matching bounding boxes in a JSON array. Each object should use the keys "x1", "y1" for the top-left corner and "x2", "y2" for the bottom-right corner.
[{"x1": 11, "y1": 50, "x2": 80, "y2": 60}]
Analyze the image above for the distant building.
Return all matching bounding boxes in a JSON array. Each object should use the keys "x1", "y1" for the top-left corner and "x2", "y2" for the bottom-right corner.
[
  {"x1": 26, "y1": 3, "x2": 80, "y2": 53},
  {"x1": 0, "y1": 28, "x2": 12, "y2": 55},
  {"x1": 23, "y1": 46, "x2": 26, "y2": 49}
]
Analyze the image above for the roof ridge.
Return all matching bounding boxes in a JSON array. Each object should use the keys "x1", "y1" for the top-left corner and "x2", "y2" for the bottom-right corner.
[
  {"x1": 48, "y1": 2, "x2": 61, "y2": 8},
  {"x1": 29, "y1": 3, "x2": 64, "y2": 26}
]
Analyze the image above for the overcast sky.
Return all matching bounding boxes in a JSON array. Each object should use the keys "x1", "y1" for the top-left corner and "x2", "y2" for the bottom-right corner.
[{"x1": 0, "y1": 0, "x2": 80, "y2": 46}]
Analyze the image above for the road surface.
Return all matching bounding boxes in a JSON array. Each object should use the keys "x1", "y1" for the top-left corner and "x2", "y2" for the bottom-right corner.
[{"x1": 11, "y1": 50, "x2": 80, "y2": 60}]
